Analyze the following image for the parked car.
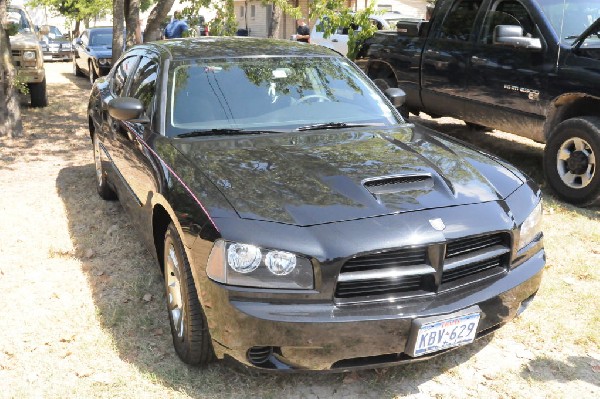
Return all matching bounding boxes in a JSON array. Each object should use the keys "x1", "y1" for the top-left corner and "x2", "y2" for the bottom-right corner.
[
  {"x1": 356, "y1": 0, "x2": 600, "y2": 207},
  {"x1": 310, "y1": 12, "x2": 416, "y2": 55},
  {"x1": 73, "y1": 27, "x2": 113, "y2": 84},
  {"x1": 6, "y1": 4, "x2": 47, "y2": 107},
  {"x1": 88, "y1": 37, "x2": 544, "y2": 371},
  {"x1": 39, "y1": 25, "x2": 72, "y2": 62}
]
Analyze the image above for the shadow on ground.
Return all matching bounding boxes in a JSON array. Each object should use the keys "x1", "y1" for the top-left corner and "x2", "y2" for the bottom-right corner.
[{"x1": 55, "y1": 163, "x2": 496, "y2": 398}]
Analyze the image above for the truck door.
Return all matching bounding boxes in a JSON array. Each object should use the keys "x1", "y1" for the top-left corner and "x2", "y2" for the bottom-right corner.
[
  {"x1": 421, "y1": 0, "x2": 485, "y2": 119},
  {"x1": 465, "y1": 0, "x2": 551, "y2": 140}
]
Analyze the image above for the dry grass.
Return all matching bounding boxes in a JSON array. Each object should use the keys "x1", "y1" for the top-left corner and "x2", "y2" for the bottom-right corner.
[{"x1": 0, "y1": 62, "x2": 598, "y2": 399}]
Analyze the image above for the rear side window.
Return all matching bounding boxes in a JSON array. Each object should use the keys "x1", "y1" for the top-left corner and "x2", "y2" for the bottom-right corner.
[{"x1": 438, "y1": 0, "x2": 484, "y2": 41}]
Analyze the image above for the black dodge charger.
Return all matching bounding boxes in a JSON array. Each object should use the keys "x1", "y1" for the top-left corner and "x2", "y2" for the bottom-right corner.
[{"x1": 88, "y1": 37, "x2": 545, "y2": 371}]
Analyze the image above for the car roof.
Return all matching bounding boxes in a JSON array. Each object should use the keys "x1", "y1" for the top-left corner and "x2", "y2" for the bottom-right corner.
[
  {"x1": 141, "y1": 37, "x2": 341, "y2": 60},
  {"x1": 86, "y1": 27, "x2": 113, "y2": 32}
]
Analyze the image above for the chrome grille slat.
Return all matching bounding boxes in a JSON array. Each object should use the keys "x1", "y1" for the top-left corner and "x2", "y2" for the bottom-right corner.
[{"x1": 334, "y1": 233, "x2": 511, "y2": 300}]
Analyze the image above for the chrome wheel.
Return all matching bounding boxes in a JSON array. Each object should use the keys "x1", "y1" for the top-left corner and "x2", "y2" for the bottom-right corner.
[
  {"x1": 556, "y1": 136, "x2": 596, "y2": 189},
  {"x1": 166, "y1": 244, "x2": 184, "y2": 339}
]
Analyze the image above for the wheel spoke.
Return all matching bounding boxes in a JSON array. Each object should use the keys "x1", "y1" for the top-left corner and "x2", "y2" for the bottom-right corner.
[
  {"x1": 573, "y1": 138, "x2": 587, "y2": 152},
  {"x1": 562, "y1": 172, "x2": 577, "y2": 186},
  {"x1": 581, "y1": 170, "x2": 593, "y2": 187},
  {"x1": 557, "y1": 148, "x2": 571, "y2": 161},
  {"x1": 166, "y1": 243, "x2": 185, "y2": 338}
]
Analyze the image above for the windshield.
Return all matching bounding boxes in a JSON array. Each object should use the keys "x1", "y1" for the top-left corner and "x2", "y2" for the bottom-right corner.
[
  {"x1": 89, "y1": 31, "x2": 112, "y2": 46},
  {"x1": 536, "y1": 0, "x2": 600, "y2": 43},
  {"x1": 167, "y1": 56, "x2": 401, "y2": 137},
  {"x1": 6, "y1": 8, "x2": 32, "y2": 33}
]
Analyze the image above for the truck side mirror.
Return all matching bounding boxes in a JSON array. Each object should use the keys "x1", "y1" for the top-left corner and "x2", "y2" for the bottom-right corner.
[
  {"x1": 384, "y1": 88, "x2": 406, "y2": 108},
  {"x1": 493, "y1": 25, "x2": 542, "y2": 50}
]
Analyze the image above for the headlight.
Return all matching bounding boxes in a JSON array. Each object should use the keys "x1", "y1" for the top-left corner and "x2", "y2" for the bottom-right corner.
[
  {"x1": 98, "y1": 58, "x2": 110, "y2": 66},
  {"x1": 518, "y1": 201, "x2": 542, "y2": 250},
  {"x1": 207, "y1": 240, "x2": 314, "y2": 289},
  {"x1": 23, "y1": 51, "x2": 36, "y2": 60}
]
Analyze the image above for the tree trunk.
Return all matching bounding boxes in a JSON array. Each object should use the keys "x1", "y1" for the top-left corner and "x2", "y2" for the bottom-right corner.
[
  {"x1": 268, "y1": 4, "x2": 281, "y2": 38},
  {"x1": 0, "y1": 0, "x2": 23, "y2": 137},
  {"x1": 112, "y1": 0, "x2": 125, "y2": 63},
  {"x1": 125, "y1": 0, "x2": 140, "y2": 48},
  {"x1": 143, "y1": 0, "x2": 176, "y2": 42}
]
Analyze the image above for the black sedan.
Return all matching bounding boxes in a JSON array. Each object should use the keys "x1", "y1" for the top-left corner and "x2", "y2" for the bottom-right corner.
[
  {"x1": 73, "y1": 26, "x2": 113, "y2": 84},
  {"x1": 88, "y1": 37, "x2": 545, "y2": 371}
]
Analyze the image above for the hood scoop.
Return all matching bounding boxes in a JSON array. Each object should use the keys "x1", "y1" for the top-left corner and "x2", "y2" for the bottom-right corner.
[{"x1": 362, "y1": 173, "x2": 433, "y2": 195}]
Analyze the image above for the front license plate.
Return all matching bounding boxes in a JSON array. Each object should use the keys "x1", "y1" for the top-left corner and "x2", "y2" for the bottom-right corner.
[{"x1": 410, "y1": 312, "x2": 480, "y2": 357}]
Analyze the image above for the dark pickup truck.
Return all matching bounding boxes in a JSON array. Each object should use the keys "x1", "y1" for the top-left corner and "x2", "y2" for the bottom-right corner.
[{"x1": 356, "y1": 0, "x2": 600, "y2": 207}]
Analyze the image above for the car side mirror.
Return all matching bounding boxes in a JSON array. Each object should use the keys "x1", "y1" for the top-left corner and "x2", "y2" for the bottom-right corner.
[
  {"x1": 493, "y1": 25, "x2": 542, "y2": 50},
  {"x1": 108, "y1": 97, "x2": 149, "y2": 123},
  {"x1": 74, "y1": 38, "x2": 83, "y2": 45},
  {"x1": 384, "y1": 87, "x2": 406, "y2": 108}
]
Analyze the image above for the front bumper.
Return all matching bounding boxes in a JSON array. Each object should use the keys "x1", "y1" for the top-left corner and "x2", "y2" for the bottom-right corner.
[
  {"x1": 201, "y1": 247, "x2": 545, "y2": 371},
  {"x1": 43, "y1": 49, "x2": 71, "y2": 61}
]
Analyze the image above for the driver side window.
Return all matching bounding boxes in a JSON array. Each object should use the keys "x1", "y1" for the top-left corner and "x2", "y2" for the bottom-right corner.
[
  {"x1": 480, "y1": 0, "x2": 537, "y2": 44},
  {"x1": 112, "y1": 56, "x2": 140, "y2": 97}
]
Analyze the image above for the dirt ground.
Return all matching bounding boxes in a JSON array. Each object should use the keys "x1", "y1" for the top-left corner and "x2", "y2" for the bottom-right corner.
[{"x1": 0, "y1": 62, "x2": 598, "y2": 399}]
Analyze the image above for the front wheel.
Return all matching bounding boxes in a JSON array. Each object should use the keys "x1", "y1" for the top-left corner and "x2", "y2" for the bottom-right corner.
[
  {"x1": 28, "y1": 79, "x2": 48, "y2": 107},
  {"x1": 92, "y1": 133, "x2": 117, "y2": 200},
  {"x1": 544, "y1": 116, "x2": 600, "y2": 207},
  {"x1": 164, "y1": 223, "x2": 214, "y2": 366},
  {"x1": 89, "y1": 61, "x2": 98, "y2": 85}
]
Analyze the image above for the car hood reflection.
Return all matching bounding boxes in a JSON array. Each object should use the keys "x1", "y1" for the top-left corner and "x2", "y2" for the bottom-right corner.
[{"x1": 169, "y1": 125, "x2": 524, "y2": 226}]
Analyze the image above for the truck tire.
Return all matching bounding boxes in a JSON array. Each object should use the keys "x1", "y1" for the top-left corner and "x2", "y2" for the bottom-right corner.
[
  {"x1": 373, "y1": 78, "x2": 409, "y2": 120},
  {"x1": 544, "y1": 116, "x2": 600, "y2": 207},
  {"x1": 29, "y1": 79, "x2": 48, "y2": 108}
]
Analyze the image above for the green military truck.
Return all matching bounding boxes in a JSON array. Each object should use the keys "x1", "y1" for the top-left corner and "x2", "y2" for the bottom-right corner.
[{"x1": 7, "y1": 4, "x2": 48, "y2": 107}]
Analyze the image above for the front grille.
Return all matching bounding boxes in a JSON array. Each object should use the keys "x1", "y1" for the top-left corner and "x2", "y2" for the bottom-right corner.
[
  {"x1": 12, "y1": 50, "x2": 21, "y2": 57},
  {"x1": 341, "y1": 247, "x2": 427, "y2": 273},
  {"x1": 334, "y1": 233, "x2": 511, "y2": 301}
]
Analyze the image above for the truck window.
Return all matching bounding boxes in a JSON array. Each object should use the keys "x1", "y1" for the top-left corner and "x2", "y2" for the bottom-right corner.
[
  {"x1": 480, "y1": 0, "x2": 538, "y2": 44},
  {"x1": 438, "y1": 0, "x2": 483, "y2": 41}
]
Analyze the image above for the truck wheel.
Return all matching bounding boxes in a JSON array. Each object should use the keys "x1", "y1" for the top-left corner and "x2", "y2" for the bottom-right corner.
[
  {"x1": 544, "y1": 116, "x2": 600, "y2": 207},
  {"x1": 373, "y1": 78, "x2": 409, "y2": 120},
  {"x1": 164, "y1": 223, "x2": 214, "y2": 366},
  {"x1": 28, "y1": 79, "x2": 48, "y2": 108}
]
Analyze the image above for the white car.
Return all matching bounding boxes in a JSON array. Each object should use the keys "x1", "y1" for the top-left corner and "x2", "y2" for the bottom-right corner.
[{"x1": 309, "y1": 12, "x2": 408, "y2": 56}]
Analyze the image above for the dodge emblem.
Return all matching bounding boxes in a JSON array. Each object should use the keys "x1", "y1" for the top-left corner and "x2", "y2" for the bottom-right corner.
[{"x1": 429, "y1": 218, "x2": 446, "y2": 231}]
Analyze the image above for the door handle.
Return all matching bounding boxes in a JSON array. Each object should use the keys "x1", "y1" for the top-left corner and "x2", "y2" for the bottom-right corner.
[{"x1": 332, "y1": 39, "x2": 338, "y2": 42}]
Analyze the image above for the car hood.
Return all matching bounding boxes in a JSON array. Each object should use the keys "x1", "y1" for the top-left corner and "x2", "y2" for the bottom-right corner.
[
  {"x1": 9, "y1": 32, "x2": 40, "y2": 50},
  {"x1": 88, "y1": 46, "x2": 112, "y2": 57},
  {"x1": 170, "y1": 125, "x2": 524, "y2": 226}
]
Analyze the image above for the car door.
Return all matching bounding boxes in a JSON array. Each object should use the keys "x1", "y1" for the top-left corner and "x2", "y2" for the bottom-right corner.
[
  {"x1": 464, "y1": 0, "x2": 551, "y2": 137},
  {"x1": 420, "y1": 0, "x2": 486, "y2": 119},
  {"x1": 111, "y1": 53, "x2": 163, "y2": 236},
  {"x1": 74, "y1": 31, "x2": 88, "y2": 72}
]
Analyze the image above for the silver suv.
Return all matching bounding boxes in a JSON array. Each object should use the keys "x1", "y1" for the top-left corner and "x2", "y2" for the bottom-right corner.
[{"x1": 7, "y1": 4, "x2": 48, "y2": 107}]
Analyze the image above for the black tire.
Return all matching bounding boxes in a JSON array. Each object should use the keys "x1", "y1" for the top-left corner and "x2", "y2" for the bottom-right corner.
[
  {"x1": 164, "y1": 223, "x2": 214, "y2": 366},
  {"x1": 373, "y1": 77, "x2": 409, "y2": 120},
  {"x1": 29, "y1": 79, "x2": 48, "y2": 108},
  {"x1": 73, "y1": 57, "x2": 84, "y2": 77},
  {"x1": 92, "y1": 133, "x2": 117, "y2": 200},
  {"x1": 543, "y1": 116, "x2": 600, "y2": 207},
  {"x1": 89, "y1": 61, "x2": 98, "y2": 85}
]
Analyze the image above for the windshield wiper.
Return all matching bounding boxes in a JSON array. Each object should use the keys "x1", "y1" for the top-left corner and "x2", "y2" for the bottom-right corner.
[
  {"x1": 295, "y1": 122, "x2": 377, "y2": 132},
  {"x1": 176, "y1": 129, "x2": 278, "y2": 138}
]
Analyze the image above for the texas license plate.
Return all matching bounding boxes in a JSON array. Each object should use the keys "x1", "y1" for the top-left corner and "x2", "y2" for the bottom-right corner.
[{"x1": 409, "y1": 312, "x2": 480, "y2": 357}]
